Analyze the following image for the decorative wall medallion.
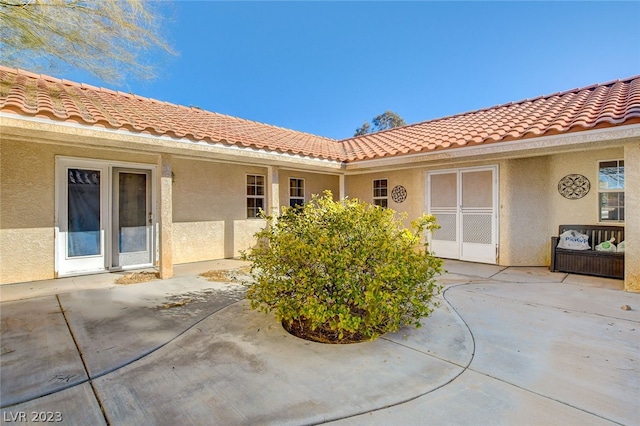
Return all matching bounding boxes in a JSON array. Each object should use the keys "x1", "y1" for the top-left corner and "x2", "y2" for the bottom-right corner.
[
  {"x1": 558, "y1": 174, "x2": 590, "y2": 199},
  {"x1": 391, "y1": 185, "x2": 407, "y2": 203}
]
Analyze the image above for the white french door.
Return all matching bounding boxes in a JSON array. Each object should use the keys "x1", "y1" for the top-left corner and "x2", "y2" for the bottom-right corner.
[
  {"x1": 112, "y1": 169, "x2": 153, "y2": 269},
  {"x1": 56, "y1": 160, "x2": 109, "y2": 276},
  {"x1": 56, "y1": 158, "x2": 155, "y2": 277},
  {"x1": 427, "y1": 166, "x2": 498, "y2": 264}
]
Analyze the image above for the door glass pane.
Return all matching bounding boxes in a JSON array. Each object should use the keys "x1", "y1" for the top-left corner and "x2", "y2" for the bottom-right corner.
[
  {"x1": 430, "y1": 173, "x2": 457, "y2": 207},
  {"x1": 462, "y1": 171, "x2": 492, "y2": 208},
  {"x1": 119, "y1": 173, "x2": 147, "y2": 253},
  {"x1": 68, "y1": 168, "x2": 101, "y2": 257}
]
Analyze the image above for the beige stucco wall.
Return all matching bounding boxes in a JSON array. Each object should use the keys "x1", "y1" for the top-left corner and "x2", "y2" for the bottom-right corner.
[
  {"x1": 345, "y1": 148, "x2": 629, "y2": 269},
  {"x1": 0, "y1": 138, "x2": 157, "y2": 284},
  {"x1": 1, "y1": 140, "x2": 55, "y2": 284},
  {"x1": 498, "y1": 157, "x2": 551, "y2": 265},
  {"x1": 499, "y1": 147, "x2": 627, "y2": 266},
  {"x1": 2, "y1": 127, "x2": 636, "y2": 290},
  {"x1": 170, "y1": 158, "x2": 268, "y2": 262},
  {"x1": 624, "y1": 141, "x2": 639, "y2": 292},
  {"x1": 0, "y1": 140, "x2": 340, "y2": 284},
  {"x1": 345, "y1": 169, "x2": 426, "y2": 228},
  {"x1": 172, "y1": 221, "x2": 226, "y2": 263},
  {"x1": 547, "y1": 148, "x2": 624, "y2": 228},
  {"x1": 158, "y1": 154, "x2": 173, "y2": 278},
  {"x1": 233, "y1": 219, "x2": 267, "y2": 256},
  {"x1": 277, "y1": 169, "x2": 340, "y2": 209},
  {"x1": 544, "y1": 143, "x2": 637, "y2": 292}
]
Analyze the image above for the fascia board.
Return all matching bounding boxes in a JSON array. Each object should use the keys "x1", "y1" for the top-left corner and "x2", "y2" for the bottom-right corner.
[
  {"x1": 0, "y1": 113, "x2": 344, "y2": 172},
  {"x1": 4, "y1": 112, "x2": 639, "y2": 175},
  {"x1": 343, "y1": 124, "x2": 640, "y2": 172}
]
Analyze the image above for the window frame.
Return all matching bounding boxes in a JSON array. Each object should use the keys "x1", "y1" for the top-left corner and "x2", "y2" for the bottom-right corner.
[
  {"x1": 372, "y1": 178, "x2": 388, "y2": 208},
  {"x1": 289, "y1": 177, "x2": 305, "y2": 208},
  {"x1": 597, "y1": 159, "x2": 624, "y2": 223},
  {"x1": 246, "y1": 174, "x2": 266, "y2": 219}
]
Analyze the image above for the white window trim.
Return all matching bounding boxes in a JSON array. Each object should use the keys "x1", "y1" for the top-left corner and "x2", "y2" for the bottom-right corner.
[
  {"x1": 372, "y1": 178, "x2": 389, "y2": 207},
  {"x1": 289, "y1": 177, "x2": 305, "y2": 207},
  {"x1": 597, "y1": 159, "x2": 625, "y2": 223},
  {"x1": 247, "y1": 174, "x2": 266, "y2": 219}
]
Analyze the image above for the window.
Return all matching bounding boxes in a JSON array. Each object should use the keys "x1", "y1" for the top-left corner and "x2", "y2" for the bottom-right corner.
[
  {"x1": 598, "y1": 160, "x2": 624, "y2": 222},
  {"x1": 373, "y1": 179, "x2": 388, "y2": 208},
  {"x1": 247, "y1": 174, "x2": 265, "y2": 218},
  {"x1": 289, "y1": 178, "x2": 305, "y2": 207}
]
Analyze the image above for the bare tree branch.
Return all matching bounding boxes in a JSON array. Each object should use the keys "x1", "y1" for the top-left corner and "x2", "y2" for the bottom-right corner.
[{"x1": 0, "y1": 0, "x2": 177, "y2": 83}]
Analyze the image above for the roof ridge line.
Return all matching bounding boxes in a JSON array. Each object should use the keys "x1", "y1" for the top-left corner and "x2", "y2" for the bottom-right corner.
[
  {"x1": 342, "y1": 74, "x2": 640, "y2": 142},
  {"x1": 0, "y1": 65, "x2": 182, "y2": 106},
  {"x1": 0, "y1": 65, "x2": 340, "y2": 142},
  {"x1": 229, "y1": 114, "x2": 337, "y2": 141}
]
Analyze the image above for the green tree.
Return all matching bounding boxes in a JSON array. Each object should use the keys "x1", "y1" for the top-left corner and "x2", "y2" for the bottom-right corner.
[
  {"x1": 241, "y1": 191, "x2": 443, "y2": 343},
  {"x1": 354, "y1": 110, "x2": 406, "y2": 136},
  {"x1": 354, "y1": 121, "x2": 370, "y2": 136},
  {"x1": 0, "y1": 0, "x2": 176, "y2": 83}
]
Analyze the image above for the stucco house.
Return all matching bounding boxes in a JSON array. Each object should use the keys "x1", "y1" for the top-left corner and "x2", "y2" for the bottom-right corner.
[{"x1": 1, "y1": 66, "x2": 638, "y2": 291}]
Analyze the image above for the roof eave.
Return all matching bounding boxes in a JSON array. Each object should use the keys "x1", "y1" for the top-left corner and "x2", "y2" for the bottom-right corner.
[
  {"x1": 0, "y1": 112, "x2": 346, "y2": 172},
  {"x1": 342, "y1": 123, "x2": 640, "y2": 172}
]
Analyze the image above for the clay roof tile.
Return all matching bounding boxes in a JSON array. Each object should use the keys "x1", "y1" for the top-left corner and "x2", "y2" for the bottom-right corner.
[{"x1": 1, "y1": 66, "x2": 638, "y2": 163}]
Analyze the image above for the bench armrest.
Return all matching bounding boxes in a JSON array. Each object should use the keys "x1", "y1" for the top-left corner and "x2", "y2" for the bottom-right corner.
[{"x1": 550, "y1": 236, "x2": 559, "y2": 272}]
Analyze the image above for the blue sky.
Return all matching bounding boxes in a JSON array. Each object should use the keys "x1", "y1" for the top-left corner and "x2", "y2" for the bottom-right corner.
[{"x1": 66, "y1": 1, "x2": 639, "y2": 140}]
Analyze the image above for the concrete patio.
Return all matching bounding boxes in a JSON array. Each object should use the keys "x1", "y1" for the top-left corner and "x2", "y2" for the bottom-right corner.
[{"x1": 0, "y1": 260, "x2": 638, "y2": 425}]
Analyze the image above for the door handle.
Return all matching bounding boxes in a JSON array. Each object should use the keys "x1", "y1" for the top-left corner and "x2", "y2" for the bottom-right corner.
[{"x1": 148, "y1": 212, "x2": 153, "y2": 224}]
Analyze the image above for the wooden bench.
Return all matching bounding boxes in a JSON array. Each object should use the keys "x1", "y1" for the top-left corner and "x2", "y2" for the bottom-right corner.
[{"x1": 550, "y1": 225, "x2": 625, "y2": 280}]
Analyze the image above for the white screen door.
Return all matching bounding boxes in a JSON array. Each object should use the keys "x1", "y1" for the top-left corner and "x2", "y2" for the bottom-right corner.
[
  {"x1": 428, "y1": 172, "x2": 459, "y2": 259},
  {"x1": 427, "y1": 166, "x2": 498, "y2": 264}
]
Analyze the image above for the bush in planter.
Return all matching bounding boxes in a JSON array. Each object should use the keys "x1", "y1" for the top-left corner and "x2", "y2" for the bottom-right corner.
[{"x1": 241, "y1": 191, "x2": 443, "y2": 342}]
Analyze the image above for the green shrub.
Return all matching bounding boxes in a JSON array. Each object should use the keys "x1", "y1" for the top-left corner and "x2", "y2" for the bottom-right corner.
[{"x1": 240, "y1": 191, "x2": 443, "y2": 342}]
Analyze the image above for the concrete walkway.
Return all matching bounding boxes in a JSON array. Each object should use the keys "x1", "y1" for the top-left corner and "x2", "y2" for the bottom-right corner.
[{"x1": 0, "y1": 260, "x2": 638, "y2": 425}]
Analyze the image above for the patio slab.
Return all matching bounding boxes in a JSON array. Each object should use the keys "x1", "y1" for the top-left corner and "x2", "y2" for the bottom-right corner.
[
  {"x1": 1, "y1": 261, "x2": 638, "y2": 425},
  {"x1": 0, "y1": 383, "x2": 106, "y2": 425},
  {"x1": 444, "y1": 282, "x2": 639, "y2": 425},
  {"x1": 333, "y1": 368, "x2": 619, "y2": 426},
  {"x1": 491, "y1": 266, "x2": 567, "y2": 283},
  {"x1": 441, "y1": 260, "x2": 507, "y2": 279},
  {"x1": 59, "y1": 277, "x2": 246, "y2": 377},
  {"x1": 0, "y1": 297, "x2": 87, "y2": 407},
  {"x1": 92, "y1": 300, "x2": 469, "y2": 425}
]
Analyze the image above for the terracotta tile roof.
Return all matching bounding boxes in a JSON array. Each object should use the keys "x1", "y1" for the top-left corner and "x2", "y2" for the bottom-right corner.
[
  {"x1": 0, "y1": 66, "x2": 344, "y2": 161},
  {"x1": 1, "y1": 66, "x2": 639, "y2": 163},
  {"x1": 342, "y1": 76, "x2": 640, "y2": 161}
]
